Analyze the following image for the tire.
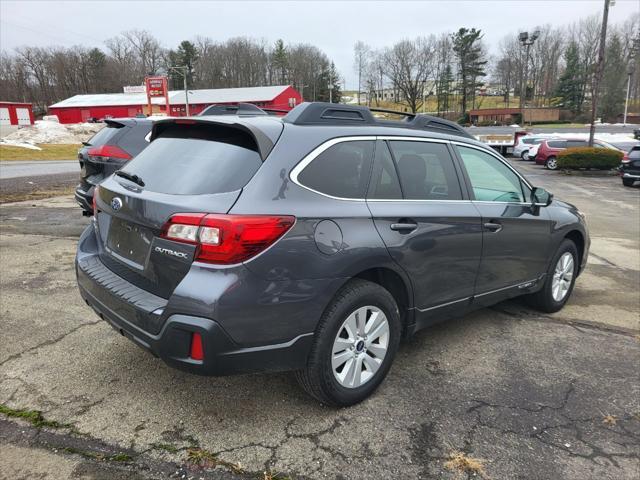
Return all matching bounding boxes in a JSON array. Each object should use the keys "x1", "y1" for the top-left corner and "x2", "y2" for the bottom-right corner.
[
  {"x1": 521, "y1": 150, "x2": 529, "y2": 160},
  {"x1": 546, "y1": 156, "x2": 558, "y2": 170},
  {"x1": 622, "y1": 178, "x2": 635, "y2": 187},
  {"x1": 525, "y1": 239, "x2": 578, "y2": 313},
  {"x1": 295, "y1": 279, "x2": 402, "y2": 407}
]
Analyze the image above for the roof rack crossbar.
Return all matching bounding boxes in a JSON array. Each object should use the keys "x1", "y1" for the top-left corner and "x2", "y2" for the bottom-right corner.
[{"x1": 283, "y1": 102, "x2": 473, "y2": 139}]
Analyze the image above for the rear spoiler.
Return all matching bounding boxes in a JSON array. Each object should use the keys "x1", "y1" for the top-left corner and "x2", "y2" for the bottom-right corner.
[{"x1": 150, "y1": 117, "x2": 283, "y2": 161}]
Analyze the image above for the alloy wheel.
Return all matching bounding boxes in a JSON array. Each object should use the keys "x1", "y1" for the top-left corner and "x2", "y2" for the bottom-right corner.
[
  {"x1": 331, "y1": 306, "x2": 389, "y2": 388},
  {"x1": 547, "y1": 157, "x2": 558, "y2": 170},
  {"x1": 552, "y1": 252, "x2": 574, "y2": 302}
]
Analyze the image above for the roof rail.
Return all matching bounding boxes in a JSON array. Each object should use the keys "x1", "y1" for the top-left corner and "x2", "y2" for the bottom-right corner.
[
  {"x1": 282, "y1": 102, "x2": 473, "y2": 139},
  {"x1": 198, "y1": 102, "x2": 268, "y2": 117}
]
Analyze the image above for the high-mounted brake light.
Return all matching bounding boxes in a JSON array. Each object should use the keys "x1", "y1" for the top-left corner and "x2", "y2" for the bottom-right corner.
[
  {"x1": 87, "y1": 145, "x2": 132, "y2": 162},
  {"x1": 161, "y1": 213, "x2": 295, "y2": 264}
]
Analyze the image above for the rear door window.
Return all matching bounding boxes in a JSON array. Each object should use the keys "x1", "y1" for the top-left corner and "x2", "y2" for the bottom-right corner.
[
  {"x1": 547, "y1": 140, "x2": 567, "y2": 149},
  {"x1": 567, "y1": 140, "x2": 587, "y2": 148},
  {"x1": 389, "y1": 141, "x2": 462, "y2": 200},
  {"x1": 297, "y1": 140, "x2": 374, "y2": 199},
  {"x1": 120, "y1": 124, "x2": 262, "y2": 195}
]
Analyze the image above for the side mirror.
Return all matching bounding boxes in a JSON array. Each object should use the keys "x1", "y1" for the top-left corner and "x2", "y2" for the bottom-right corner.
[{"x1": 531, "y1": 187, "x2": 553, "y2": 207}]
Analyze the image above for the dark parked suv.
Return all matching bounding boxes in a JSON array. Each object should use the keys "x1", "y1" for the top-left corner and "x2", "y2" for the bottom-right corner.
[
  {"x1": 75, "y1": 118, "x2": 153, "y2": 214},
  {"x1": 76, "y1": 103, "x2": 590, "y2": 406}
]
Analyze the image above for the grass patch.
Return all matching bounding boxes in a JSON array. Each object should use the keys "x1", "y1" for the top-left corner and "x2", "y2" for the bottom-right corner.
[
  {"x1": 151, "y1": 442, "x2": 180, "y2": 454},
  {"x1": 0, "y1": 404, "x2": 72, "y2": 429},
  {"x1": 186, "y1": 447, "x2": 244, "y2": 474},
  {"x1": 444, "y1": 451, "x2": 487, "y2": 478},
  {"x1": 0, "y1": 144, "x2": 80, "y2": 161}
]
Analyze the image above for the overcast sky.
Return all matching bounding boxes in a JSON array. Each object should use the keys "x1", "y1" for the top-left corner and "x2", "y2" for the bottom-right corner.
[{"x1": 1, "y1": 0, "x2": 638, "y2": 89}]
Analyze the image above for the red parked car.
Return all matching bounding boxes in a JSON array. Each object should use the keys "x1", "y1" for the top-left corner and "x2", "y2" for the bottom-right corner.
[{"x1": 533, "y1": 138, "x2": 622, "y2": 170}]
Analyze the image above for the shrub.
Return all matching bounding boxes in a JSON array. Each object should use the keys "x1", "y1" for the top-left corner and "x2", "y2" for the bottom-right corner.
[{"x1": 557, "y1": 147, "x2": 623, "y2": 170}]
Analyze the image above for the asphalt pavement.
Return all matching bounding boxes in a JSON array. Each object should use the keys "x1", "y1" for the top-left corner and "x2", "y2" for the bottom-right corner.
[
  {"x1": 0, "y1": 160, "x2": 78, "y2": 179},
  {"x1": 0, "y1": 158, "x2": 638, "y2": 479}
]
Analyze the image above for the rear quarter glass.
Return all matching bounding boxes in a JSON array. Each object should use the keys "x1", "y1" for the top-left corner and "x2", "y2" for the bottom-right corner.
[
  {"x1": 117, "y1": 124, "x2": 153, "y2": 156},
  {"x1": 86, "y1": 124, "x2": 124, "y2": 146}
]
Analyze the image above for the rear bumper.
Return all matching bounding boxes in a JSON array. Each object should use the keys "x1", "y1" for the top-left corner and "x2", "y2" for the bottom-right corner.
[
  {"x1": 75, "y1": 184, "x2": 94, "y2": 214},
  {"x1": 75, "y1": 224, "x2": 322, "y2": 376}
]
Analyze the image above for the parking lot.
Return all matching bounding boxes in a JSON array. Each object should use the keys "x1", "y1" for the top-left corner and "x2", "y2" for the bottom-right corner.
[{"x1": 0, "y1": 159, "x2": 638, "y2": 479}]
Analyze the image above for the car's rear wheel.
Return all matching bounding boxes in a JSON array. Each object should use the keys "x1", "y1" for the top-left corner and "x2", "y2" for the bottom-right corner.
[
  {"x1": 295, "y1": 279, "x2": 401, "y2": 407},
  {"x1": 546, "y1": 156, "x2": 558, "y2": 170},
  {"x1": 622, "y1": 178, "x2": 635, "y2": 187},
  {"x1": 525, "y1": 239, "x2": 578, "y2": 313},
  {"x1": 521, "y1": 150, "x2": 529, "y2": 160}
]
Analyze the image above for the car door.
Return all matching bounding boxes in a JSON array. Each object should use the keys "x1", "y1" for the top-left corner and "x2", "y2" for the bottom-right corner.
[
  {"x1": 366, "y1": 138, "x2": 483, "y2": 326},
  {"x1": 453, "y1": 144, "x2": 552, "y2": 302}
]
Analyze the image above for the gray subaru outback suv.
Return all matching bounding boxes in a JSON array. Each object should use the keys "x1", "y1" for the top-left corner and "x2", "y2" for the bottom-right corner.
[{"x1": 76, "y1": 102, "x2": 589, "y2": 406}]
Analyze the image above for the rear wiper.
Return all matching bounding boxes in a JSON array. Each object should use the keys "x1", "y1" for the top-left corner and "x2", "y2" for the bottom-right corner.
[
  {"x1": 114, "y1": 170, "x2": 145, "y2": 187},
  {"x1": 82, "y1": 141, "x2": 91, "y2": 146}
]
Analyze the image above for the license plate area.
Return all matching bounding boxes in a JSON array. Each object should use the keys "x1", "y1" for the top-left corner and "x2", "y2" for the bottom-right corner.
[{"x1": 106, "y1": 217, "x2": 154, "y2": 268}]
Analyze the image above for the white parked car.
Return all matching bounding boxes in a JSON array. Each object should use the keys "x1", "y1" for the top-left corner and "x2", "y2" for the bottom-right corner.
[{"x1": 513, "y1": 136, "x2": 547, "y2": 160}]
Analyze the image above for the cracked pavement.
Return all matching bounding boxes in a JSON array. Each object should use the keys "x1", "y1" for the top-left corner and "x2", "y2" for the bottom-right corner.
[{"x1": 0, "y1": 160, "x2": 639, "y2": 479}]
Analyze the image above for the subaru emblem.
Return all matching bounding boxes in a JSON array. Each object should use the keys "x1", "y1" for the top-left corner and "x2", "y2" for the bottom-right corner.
[{"x1": 111, "y1": 197, "x2": 123, "y2": 211}]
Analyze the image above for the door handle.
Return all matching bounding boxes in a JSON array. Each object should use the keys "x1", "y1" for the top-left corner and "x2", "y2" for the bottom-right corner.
[
  {"x1": 390, "y1": 222, "x2": 418, "y2": 232},
  {"x1": 483, "y1": 222, "x2": 503, "y2": 233}
]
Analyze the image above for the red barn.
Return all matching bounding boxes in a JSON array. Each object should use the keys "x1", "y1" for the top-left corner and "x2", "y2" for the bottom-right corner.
[
  {"x1": 0, "y1": 101, "x2": 34, "y2": 126},
  {"x1": 48, "y1": 85, "x2": 302, "y2": 124}
]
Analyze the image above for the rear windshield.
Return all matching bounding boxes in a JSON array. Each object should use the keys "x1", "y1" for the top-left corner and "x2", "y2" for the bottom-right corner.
[
  {"x1": 87, "y1": 125, "x2": 123, "y2": 146},
  {"x1": 120, "y1": 125, "x2": 262, "y2": 195}
]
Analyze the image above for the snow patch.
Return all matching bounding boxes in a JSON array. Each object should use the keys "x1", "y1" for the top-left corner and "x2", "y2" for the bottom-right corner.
[{"x1": 0, "y1": 120, "x2": 103, "y2": 146}]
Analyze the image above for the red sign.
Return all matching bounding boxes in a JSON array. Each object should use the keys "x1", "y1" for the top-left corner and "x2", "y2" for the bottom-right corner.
[{"x1": 144, "y1": 76, "x2": 170, "y2": 116}]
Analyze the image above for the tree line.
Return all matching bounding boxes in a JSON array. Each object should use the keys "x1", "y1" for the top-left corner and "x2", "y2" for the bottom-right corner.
[
  {"x1": 0, "y1": 31, "x2": 341, "y2": 113},
  {"x1": 355, "y1": 12, "x2": 639, "y2": 122}
]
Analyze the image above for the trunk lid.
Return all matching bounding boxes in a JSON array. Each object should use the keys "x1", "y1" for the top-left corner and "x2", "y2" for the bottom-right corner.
[{"x1": 93, "y1": 117, "x2": 282, "y2": 298}]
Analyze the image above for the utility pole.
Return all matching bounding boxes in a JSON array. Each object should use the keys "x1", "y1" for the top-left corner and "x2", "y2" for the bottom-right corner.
[
  {"x1": 518, "y1": 30, "x2": 540, "y2": 124},
  {"x1": 422, "y1": 81, "x2": 426, "y2": 113},
  {"x1": 169, "y1": 66, "x2": 190, "y2": 116},
  {"x1": 588, "y1": 0, "x2": 611, "y2": 146}
]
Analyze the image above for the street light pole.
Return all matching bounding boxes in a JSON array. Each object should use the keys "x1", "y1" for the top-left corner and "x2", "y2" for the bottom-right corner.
[
  {"x1": 518, "y1": 30, "x2": 540, "y2": 125},
  {"x1": 422, "y1": 81, "x2": 426, "y2": 114},
  {"x1": 169, "y1": 66, "x2": 190, "y2": 116},
  {"x1": 623, "y1": 65, "x2": 633, "y2": 126}
]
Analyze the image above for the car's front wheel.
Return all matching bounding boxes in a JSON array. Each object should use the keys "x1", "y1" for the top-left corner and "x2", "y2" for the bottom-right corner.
[
  {"x1": 622, "y1": 178, "x2": 635, "y2": 187},
  {"x1": 295, "y1": 279, "x2": 401, "y2": 407},
  {"x1": 525, "y1": 239, "x2": 578, "y2": 313},
  {"x1": 546, "y1": 156, "x2": 558, "y2": 170}
]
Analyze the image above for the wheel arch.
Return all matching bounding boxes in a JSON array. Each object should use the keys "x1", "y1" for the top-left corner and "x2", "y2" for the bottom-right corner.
[
  {"x1": 352, "y1": 266, "x2": 414, "y2": 338},
  {"x1": 564, "y1": 229, "x2": 585, "y2": 271}
]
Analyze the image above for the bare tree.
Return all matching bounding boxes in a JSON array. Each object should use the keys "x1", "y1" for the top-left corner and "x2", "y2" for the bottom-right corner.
[{"x1": 382, "y1": 36, "x2": 436, "y2": 113}]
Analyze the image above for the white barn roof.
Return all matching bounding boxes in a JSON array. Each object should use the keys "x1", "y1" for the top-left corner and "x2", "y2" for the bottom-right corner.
[{"x1": 49, "y1": 85, "x2": 291, "y2": 108}]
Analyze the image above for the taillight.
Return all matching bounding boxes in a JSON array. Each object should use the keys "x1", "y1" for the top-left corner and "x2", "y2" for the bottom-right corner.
[
  {"x1": 161, "y1": 213, "x2": 295, "y2": 264},
  {"x1": 87, "y1": 145, "x2": 132, "y2": 163}
]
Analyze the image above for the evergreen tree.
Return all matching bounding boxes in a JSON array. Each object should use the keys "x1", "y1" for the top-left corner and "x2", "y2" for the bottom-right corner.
[
  {"x1": 451, "y1": 28, "x2": 487, "y2": 114},
  {"x1": 600, "y1": 33, "x2": 626, "y2": 122},
  {"x1": 553, "y1": 42, "x2": 585, "y2": 115},
  {"x1": 167, "y1": 40, "x2": 198, "y2": 89},
  {"x1": 437, "y1": 62, "x2": 454, "y2": 115},
  {"x1": 271, "y1": 39, "x2": 288, "y2": 85}
]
